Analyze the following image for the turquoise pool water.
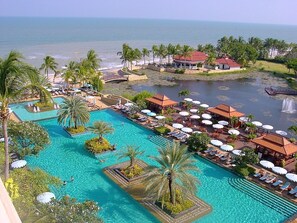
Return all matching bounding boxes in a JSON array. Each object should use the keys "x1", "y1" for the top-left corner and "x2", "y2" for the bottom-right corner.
[
  {"x1": 25, "y1": 109, "x2": 293, "y2": 223},
  {"x1": 10, "y1": 97, "x2": 64, "y2": 121}
]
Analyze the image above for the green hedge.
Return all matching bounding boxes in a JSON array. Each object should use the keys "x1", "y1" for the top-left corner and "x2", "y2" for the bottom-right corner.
[
  {"x1": 120, "y1": 164, "x2": 143, "y2": 179},
  {"x1": 85, "y1": 137, "x2": 113, "y2": 154},
  {"x1": 234, "y1": 165, "x2": 256, "y2": 177},
  {"x1": 66, "y1": 126, "x2": 86, "y2": 134},
  {"x1": 34, "y1": 102, "x2": 54, "y2": 111},
  {"x1": 154, "y1": 126, "x2": 170, "y2": 135}
]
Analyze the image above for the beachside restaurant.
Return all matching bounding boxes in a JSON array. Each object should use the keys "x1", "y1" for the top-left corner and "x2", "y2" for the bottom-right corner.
[
  {"x1": 252, "y1": 134, "x2": 297, "y2": 166},
  {"x1": 173, "y1": 51, "x2": 208, "y2": 69},
  {"x1": 146, "y1": 94, "x2": 178, "y2": 114},
  {"x1": 207, "y1": 104, "x2": 245, "y2": 121}
]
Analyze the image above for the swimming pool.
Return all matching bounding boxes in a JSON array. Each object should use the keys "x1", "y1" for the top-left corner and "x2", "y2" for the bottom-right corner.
[
  {"x1": 25, "y1": 109, "x2": 295, "y2": 223},
  {"x1": 10, "y1": 97, "x2": 64, "y2": 121}
]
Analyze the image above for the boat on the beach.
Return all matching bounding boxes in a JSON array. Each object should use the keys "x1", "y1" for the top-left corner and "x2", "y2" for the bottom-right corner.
[{"x1": 265, "y1": 87, "x2": 297, "y2": 96}]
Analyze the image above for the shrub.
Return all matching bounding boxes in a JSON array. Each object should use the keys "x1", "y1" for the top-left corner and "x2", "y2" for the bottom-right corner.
[
  {"x1": 85, "y1": 137, "x2": 113, "y2": 154},
  {"x1": 129, "y1": 114, "x2": 140, "y2": 120},
  {"x1": 174, "y1": 69, "x2": 185, "y2": 74},
  {"x1": 154, "y1": 126, "x2": 170, "y2": 135},
  {"x1": 34, "y1": 101, "x2": 54, "y2": 111},
  {"x1": 165, "y1": 117, "x2": 173, "y2": 124},
  {"x1": 247, "y1": 133, "x2": 257, "y2": 140},
  {"x1": 187, "y1": 133, "x2": 210, "y2": 151},
  {"x1": 234, "y1": 166, "x2": 250, "y2": 176},
  {"x1": 121, "y1": 164, "x2": 143, "y2": 179},
  {"x1": 280, "y1": 159, "x2": 286, "y2": 167},
  {"x1": 66, "y1": 126, "x2": 86, "y2": 134}
]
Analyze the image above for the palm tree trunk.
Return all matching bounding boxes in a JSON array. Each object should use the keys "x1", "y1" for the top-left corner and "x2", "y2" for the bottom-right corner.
[
  {"x1": 168, "y1": 178, "x2": 175, "y2": 205},
  {"x1": 2, "y1": 113, "x2": 10, "y2": 180},
  {"x1": 130, "y1": 157, "x2": 134, "y2": 167}
]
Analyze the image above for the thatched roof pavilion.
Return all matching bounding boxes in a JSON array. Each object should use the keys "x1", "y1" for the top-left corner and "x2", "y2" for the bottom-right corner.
[
  {"x1": 146, "y1": 94, "x2": 178, "y2": 113},
  {"x1": 208, "y1": 104, "x2": 245, "y2": 119}
]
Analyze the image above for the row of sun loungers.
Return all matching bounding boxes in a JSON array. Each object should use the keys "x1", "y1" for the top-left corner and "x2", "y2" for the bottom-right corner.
[
  {"x1": 167, "y1": 131, "x2": 189, "y2": 140},
  {"x1": 253, "y1": 172, "x2": 297, "y2": 196}
]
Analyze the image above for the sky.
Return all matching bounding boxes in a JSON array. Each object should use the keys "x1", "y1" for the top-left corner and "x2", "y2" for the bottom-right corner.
[{"x1": 1, "y1": 0, "x2": 297, "y2": 25}]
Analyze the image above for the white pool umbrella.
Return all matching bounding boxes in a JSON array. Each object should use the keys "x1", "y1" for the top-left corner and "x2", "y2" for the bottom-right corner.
[
  {"x1": 172, "y1": 123, "x2": 184, "y2": 129},
  {"x1": 192, "y1": 100, "x2": 201, "y2": 105},
  {"x1": 37, "y1": 192, "x2": 55, "y2": 204},
  {"x1": 200, "y1": 104, "x2": 209, "y2": 108},
  {"x1": 179, "y1": 111, "x2": 189, "y2": 116},
  {"x1": 212, "y1": 124, "x2": 224, "y2": 129},
  {"x1": 124, "y1": 102, "x2": 133, "y2": 107},
  {"x1": 202, "y1": 114, "x2": 212, "y2": 119},
  {"x1": 239, "y1": 116, "x2": 249, "y2": 122},
  {"x1": 211, "y1": 140, "x2": 223, "y2": 147},
  {"x1": 155, "y1": 115, "x2": 166, "y2": 120},
  {"x1": 220, "y1": 144, "x2": 234, "y2": 151},
  {"x1": 260, "y1": 160, "x2": 274, "y2": 169},
  {"x1": 190, "y1": 109, "x2": 198, "y2": 113},
  {"x1": 74, "y1": 89, "x2": 81, "y2": 93},
  {"x1": 11, "y1": 160, "x2": 27, "y2": 169},
  {"x1": 193, "y1": 131, "x2": 202, "y2": 134},
  {"x1": 182, "y1": 127, "x2": 193, "y2": 133},
  {"x1": 262, "y1": 125, "x2": 273, "y2": 130},
  {"x1": 141, "y1": 109, "x2": 151, "y2": 114},
  {"x1": 286, "y1": 173, "x2": 297, "y2": 182},
  {"x1": 218, "y1": 120, "x2": 229, "y2": 126},
  {"x1": 275, "y1": 130, "x2": 287, "y2": 136},
  {"x1": 272, "y1": 166, "x2": 287, "y2": 175},
  {"x1": 232, "y1": 150, "x2": 245, "y2": 156},
  {"x1": 190, "y1": 115, "x2": 200, "y2": 119},
  {"x1": 147, "y1": 112, "x2": 156, "y2": 117},
  {"x1": 252, "y1": 121, "x2": 262, "y2": 127},
  {"x1": 184, "y1": 98, "x2": 193, "y2": 102},
  {"x1": 86, "y1": 95, "x2": 95, "y2": 99},
  {"x1": 228, "y1": 129, "x2": 240, "y2": 135},
  {"x1": 202, "y1": 120, "x2": 213, "y2": 125}
]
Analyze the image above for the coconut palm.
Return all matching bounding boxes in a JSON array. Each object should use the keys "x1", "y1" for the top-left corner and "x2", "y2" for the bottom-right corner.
[
  {"x1": 151, "y1": 45, "x2": 159, "y2": 64},
  {"x1": 133, "y1": 48, "x2": 142, "y2": 67},
  {"x1": 0, "y1": 51, "x2": 50, "y2": 180},
  {"x1": 39, "y1": 55, "x2": 58, "y2": 79},
  {"x1": 89, "y1": 121, "x2": 114, "y2": 142},
  {"x1": 57, "y1": 96, "x2": 90, "y2": 129},
  {"x1": 205, "y1": 53, "x2": 216, "y2": 67},
  {"x1": 180, "y1": 45, "x2": 194, "y2": 68},
  {"x1": 118, "y1": 145, "x2": 144, "y2": 168},
  {"x1": 288, "y1": 126, "x2": 297, "y2": 136},
  {"x1": 86, "y1": 49, "x2": 101, "y2": 71},
  {"x1": 144, "y1": 142, "x2": 199, "y2": 205},
  {"x1": 247, "y1": 114, "x2": 254, "y2": 122},
  {"x1": 230, "y1": 116, "x2": 239, "y2": 128},
  {"x1": 157, "y1": 44, "x2": 167, "y2": 65},
  {"x1": 142, "y1": 48, "x2": 150, "y2": 65},
  {"x1": 117, "y1": 43, "x2": 132, "y2": 68},
  {"x1": 167, "y1": 43, "x2": 176, "y2": 64}
]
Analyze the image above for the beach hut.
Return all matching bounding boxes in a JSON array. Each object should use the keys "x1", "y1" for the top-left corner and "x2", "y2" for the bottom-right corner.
[
  {"x1": 146, "y1": 94, "x2": 178, "y2": 114},
  {"x1": 252, "y1": 133, "x2": 297, "y2": 166}
]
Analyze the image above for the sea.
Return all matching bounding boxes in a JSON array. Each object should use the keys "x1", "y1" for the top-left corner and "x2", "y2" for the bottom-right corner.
[{"x1": 1, "y1": 17, "x2": 297, "y2": 69}]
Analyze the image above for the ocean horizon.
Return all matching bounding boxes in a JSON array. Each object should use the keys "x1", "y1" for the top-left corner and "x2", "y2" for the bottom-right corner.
[{"x1": 1, "y1": 17, "x2": 297, "y2": 69}]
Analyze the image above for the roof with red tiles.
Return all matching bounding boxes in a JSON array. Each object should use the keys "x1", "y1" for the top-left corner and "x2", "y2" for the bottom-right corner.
[
  {"x1": 216, "y1": 57, "x2": 241, "y2": 67},
  {"x1": 173, "y1": 51, "x2": 208, "y2": 62},
  {"x1": 146, "y1": 94, "x2": 178, "y2": 107}
]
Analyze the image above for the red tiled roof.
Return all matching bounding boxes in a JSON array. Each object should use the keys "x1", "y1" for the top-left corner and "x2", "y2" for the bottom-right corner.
[
  {"x1": 207, "y1": 104, "x2": 245, "y2": 118},
  {"x1": 146, "y1": 94, "x2": 178, "y2": 107},
  {"x1": 173, "y1": 51, "x2": 208, "y2": 62},
  {"x1": 216, "y1": 57, "x2": 241, "y2": 67},
  {"x1": 252, "y1": 134, "x2": 297, "y2": 156}
]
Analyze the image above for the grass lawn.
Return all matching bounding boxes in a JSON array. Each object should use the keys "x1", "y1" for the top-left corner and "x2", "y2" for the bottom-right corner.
[{"x1": 252, "y1": 60, "x2": 294, "y2": 75}]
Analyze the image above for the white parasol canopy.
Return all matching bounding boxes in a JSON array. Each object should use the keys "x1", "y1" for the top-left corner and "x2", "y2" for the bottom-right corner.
[
  {"x1": 181, "y1": 127, "x2": 193, "y2": 133},
  {"x1": 212, "y1": 124, "x2": 224, "y2": 129},
  {"x1": 202, "y1": 120, "x2": 213, "y2": 125},
  {"x1": 193, "y1": 131, "x2": 202, "y2": 134},
  {"x1": 155, "y1": 115, "x2": 166, "y2": 120},
  {"x1": 184, "y1": 98, "x2": 193, "y2": 102},
  {"x1": 252, "y1": 121, "x2": 262, "y2": 127},
  {"x1": 141, "y1": 109, "x2": 151, "y2": 114},
  {"x1": 11, "y1": 160, "x2": 27, "y2": 169},
  {"x1": 260, "y1": 160, "x2": 274, "y2": 169},
  {"x1": 262, "y1": 124, "x2": 273, "y2": 130},
  {"x1": 172, "y1": 123, "x2": 184, "y2": 129},
  {"x1": 192, "y1": 100, "x2": 201, "y2": 105},
  {"x1": 124, "y1": 102, "x2": 133, "y2": 107},
  {"x1": 179, "y1": 111, "x2": 189, "y2": 116},
  {"x1": 86, "y1": 95, "x2": 94, "y2": 99},
  {"x1": 239, "y1": 116, "x2": 249, "y2": 122},
  {"x1": 286, "y1": 173, "x2": 297, "y2": 182},
  {"x1": 220, "y1": 144, "x2": 234, "y2": 151},
  {"x1": 190, "y1": 109, "x2": 198, "y2": 113},
  {"x1": 275, "y1": 130, "x2": 287, "y2": 136},
  {"x1": 36, "y1": 192, "x2": 55, "y2": 204},
  {"x1": 200, "y1": 104, "x2": 209, "y2": 108},
  {"x1": 272, "y1": 166, "x2": 287, "y2": 175},
  {"x1": 147, "y1": 112, "x2": 156, "y2": 117},
  {"x1": 218, "y1": 120, "x2": 229, "y2": 126},
  {"x1": 228, "y1": 129, "x2": 240, "y2": 135},
  {"x1": 190, "y1": 115, "x2": 200, "y2": 119},
  {"x1": 211, "y1": 139, "x2": 223, "y2": 147},
  {"x1": 232, "y1": 150, "x2": 245, "y2": 156},
  {"x1": 202, "y1": 114, "x2": 212, "y2": 119}
]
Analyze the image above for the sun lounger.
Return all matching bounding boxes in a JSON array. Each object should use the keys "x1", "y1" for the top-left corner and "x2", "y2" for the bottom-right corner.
[
  {"x1": 272, "y1": 180, "x2": 283, "y2": 187},
  {"x1": 259, "y1": 174, "x2": 270, "y2": 181},
  {"x1": 253, "y1": 172, "x2": 261, "y2": 178},
  {"x1": 289, "y1": 186, "x2": 297, "y2": 195},
  {"x1": 280, "y1": 182, "x2": 290, "y2": 191},
  {"x1": 265, "y1": 176, "x2": 276, "y2": 184}
]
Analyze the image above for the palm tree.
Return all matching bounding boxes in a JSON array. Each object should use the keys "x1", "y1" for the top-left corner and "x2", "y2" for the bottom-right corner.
[
  {"x1": 0, "y1": 51, "x2": 50, "y2": 180},
  {"x1": 157, "y1": 44, "x2": 167, "y2": 65},
  {"x1": 89, "y1": 121, "x2": 114, "y2": 142},
  {"x1": 57, "y1": 96, "x2": 90, "y2": 129},
  {"x1": 230, "y1": 116, "x2": 239, "y2": 128},
  {"x1": 288, "y1": 126, "x2": 297, "y2": 136},
  {"x1": 142, "y1": 48, "x2": 150, "y2": 65},
  {"x1": 167, "y1": 43, "x2": 176, "y2": 64},
  {"x1": 62, "y1": 61, "x2": 77, "y2": 88},
  {"x1": 144, "y1": 142, "x2": 199, "y2": 205},
  {"x1": 247, "y1": 114, "x2": 254, "y2": 122},
  {"x1": 133, "y1": 48, "x2": 142, "y2": 67},
  {"x1": 180, "y1": 45, "x2": 194, "y2": 68},
  {"x1": 178, "y1": 89, "x2": 190, "y2": 97},
  {"x1": 118, "y1": 145, "x2": 144, "y2": 168},
  {"x1": 86, "y1": 49, "x2": 101, "y2": 71},
  {"x1": 151, "y1": 45, "x2": 159, "y2": 64},
  {"x1": 205, "y1": 53, "x2": 216, "y2": 67},
  {"x1": 40, "y1": 55, "x2": 58, "y2": 79},
  {"x1": 117, "y1": 43, "x2": 132, "y2": 68}
]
